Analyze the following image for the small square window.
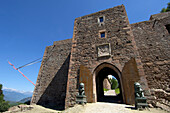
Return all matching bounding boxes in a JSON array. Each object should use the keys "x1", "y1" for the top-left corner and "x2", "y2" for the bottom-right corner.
[
  {"x1": 100, "y1": 32, "x2": 105, "y2": 38},
  {"x1": 99, "y1": 17, "x2": 104, "y2": 22}
]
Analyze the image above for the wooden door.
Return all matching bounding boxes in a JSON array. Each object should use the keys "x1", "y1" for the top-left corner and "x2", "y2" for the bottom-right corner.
[
  {"x1": 79, "y1": 65, "x2": 93, "y2": 102},
  {"x1": 122, "y1": 58, "x2": 140, "y2": 104}
]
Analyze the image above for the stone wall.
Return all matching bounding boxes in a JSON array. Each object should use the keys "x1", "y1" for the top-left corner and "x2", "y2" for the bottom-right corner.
[
  {"x1": 131, "y1": 12, "x2": 170, "y2": 111},
  {"x1": 31, "y1": 39, "x2": 72, "y2": 110},
  {"x1": 65, "y1": 5, "x2": 147, "y2": 108},
  {"x1": 103, "y1": 78, "x2": 111, "y2": 90}
]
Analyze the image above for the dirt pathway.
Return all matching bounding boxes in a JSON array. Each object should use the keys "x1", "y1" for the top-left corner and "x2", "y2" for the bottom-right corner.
[
  {"x1": 104, "y1": 90, "x2": 116, "y2": 96},
  {"x1": 14, "y1": 103, "x2": 168, "y2": 113},
  {"x1": 63, "y1": 102, "x2": 167, "y2": 113}
]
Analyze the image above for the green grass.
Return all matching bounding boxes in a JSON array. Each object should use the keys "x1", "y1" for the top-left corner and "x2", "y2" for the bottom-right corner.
[
  {"x1": 115, "y1": 88, "x2": 120, "y2": 94},
  {"x1": 103, "y1": 88, "x2": 109, "y2": 92}
]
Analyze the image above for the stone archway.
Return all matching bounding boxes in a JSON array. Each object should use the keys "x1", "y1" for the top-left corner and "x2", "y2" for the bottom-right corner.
[
  {"x1": 80, "y1": 59, "x2": 140, "y2": 104},
  {"x1": 93, "y1": 63, "x2": 125, "y2": 103}
]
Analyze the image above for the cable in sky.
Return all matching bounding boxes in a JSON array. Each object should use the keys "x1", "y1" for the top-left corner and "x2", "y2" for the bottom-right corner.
[
  {"x1": 8, "y1": 61, "x2": 36, "y2": 86},
  {"x1": 17, "y1": 57, "x2": 42, "y2": 69}
]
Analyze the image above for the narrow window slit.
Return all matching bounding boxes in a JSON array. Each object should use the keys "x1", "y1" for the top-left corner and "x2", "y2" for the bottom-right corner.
[{"x1": 99, "y1": 17, "x2": 104, "y2": 22}]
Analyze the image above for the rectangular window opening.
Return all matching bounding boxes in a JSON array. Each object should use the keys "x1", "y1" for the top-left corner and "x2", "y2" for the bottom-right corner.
[
  {"x1": 99, "y1": 17, "x2": 104, "y2": 22},
  {"x1": 165, "y1": 24, "x2": 170, "y2": 34},
  {"x1": 100, "y1": 32, "x2": 105, "y2": 38}
]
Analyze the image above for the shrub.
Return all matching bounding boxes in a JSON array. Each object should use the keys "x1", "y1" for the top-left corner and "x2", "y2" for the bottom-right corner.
[
  {"x1": 115, "y1": 88, "x2": 120, "y2": 95},
  {"x1": 0, "y1": 101, "x2": 10, "y2": 112},
  {"x1": 0, "y1": 84, "x2": 10, "y2": 112},
  {"x1": 161, "y1": 3, "x2": 170, "y2": 13},
  {"x1": 111, "y1": 79, "x2": 119, "y2": 90},
  {"x1": 103, "y1": 88, "x2": 109, "y2": 92}
]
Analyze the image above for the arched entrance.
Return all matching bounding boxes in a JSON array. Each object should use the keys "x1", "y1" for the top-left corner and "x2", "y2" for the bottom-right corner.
[
  {"x1": 93, "y1": 63, "x2": 124, "y2": 103},
  {"x1": 80, "y1": 58, "x2": 141, "y2": 104}
]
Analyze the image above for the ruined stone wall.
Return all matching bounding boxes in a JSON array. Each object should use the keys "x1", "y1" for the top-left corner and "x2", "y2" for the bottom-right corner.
[
  {"x1": 131, "y1": 12, "x2": 170, "y2": 110},
  {"x1": 31, "y1": 39, "x2": 72, "y2": 110},
  {"x1": 65, "y1": 5, "x2": 147, "y2": 107}
]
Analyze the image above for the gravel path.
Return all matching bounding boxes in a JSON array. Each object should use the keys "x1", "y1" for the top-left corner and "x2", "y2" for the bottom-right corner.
[
  {"x1": 14, "y1": 103, "x2": 168, "y2": 113},
  {"x1": 16, "y1": 105, "x2": 59, "y2": 113},
  {"x1": 63, "y1": 102, "x2": 168, "y2": 113},
  {"x1": 104, "y1": 90, "x2": 116, "y2": 96}
]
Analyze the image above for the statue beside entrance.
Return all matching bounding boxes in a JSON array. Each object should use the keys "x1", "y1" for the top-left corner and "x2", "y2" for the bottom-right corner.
[
  {"x1": 76, "y1": 83, "x2": 87, "y2": 104},
  {"x1": 134, "y1": 82, "x2": 148, "y2": 109}
]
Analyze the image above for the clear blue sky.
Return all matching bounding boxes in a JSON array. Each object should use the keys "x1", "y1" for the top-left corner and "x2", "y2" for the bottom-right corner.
[{"x1": 0, "y1": 0, "x2": 169, "y2": 92}]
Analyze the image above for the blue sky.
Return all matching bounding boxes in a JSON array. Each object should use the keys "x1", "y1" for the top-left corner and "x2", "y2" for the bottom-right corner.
[{"x1": 0, "y1": 0, "x2": 169, "y2": 92}]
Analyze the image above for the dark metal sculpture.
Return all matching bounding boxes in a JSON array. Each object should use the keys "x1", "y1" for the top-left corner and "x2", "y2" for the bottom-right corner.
[
  {"x1": 134, "y1": 82, "x2": 148, "y2": 109},
  {"x1": 76, "y1": 83, "x2": 87, "y2": 104}
]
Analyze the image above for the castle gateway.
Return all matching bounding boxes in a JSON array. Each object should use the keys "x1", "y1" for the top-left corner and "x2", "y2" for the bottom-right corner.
[{"x1": 31, "y1": 5, "x2": 170, "y2": 110}]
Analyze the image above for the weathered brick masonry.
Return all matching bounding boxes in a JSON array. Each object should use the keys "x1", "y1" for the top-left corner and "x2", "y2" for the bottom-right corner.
[
  {"x1": 65, "y1": 5, "x2": 147, "y2": 107},
  {"x1": 31, "y1": 39, "x2": 72, "y2": 110},
  {"x1": 131, "y1": 12, "x2": 170, "y2": 110},
  {"x1": 31, "y1": 5, "x2": 170, "y2": 111}
]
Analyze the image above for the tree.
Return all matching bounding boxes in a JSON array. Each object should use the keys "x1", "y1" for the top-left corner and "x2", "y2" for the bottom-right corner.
[
  {"x1": 0, "y1": 84, "x2": 10, "y2": 112},
  {"x1": 111, "y1": 78, "x2": 119, "y2": 90},
  {"x1": 161, "y1": 3, "x2": 170, "y2": 13},
  {"x1": 107, "y1": 75, "x2": 119, "y2": 90}
]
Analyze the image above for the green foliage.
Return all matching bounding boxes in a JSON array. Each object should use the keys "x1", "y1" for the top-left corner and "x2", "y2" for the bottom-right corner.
[
  {"x1": 0, "y1": 84, "x2": 2, "y2": 91},
  {"x1": 0, "y1": 93, "x2": 4, "y2": 102},
  {"x1": 0, "y1": 84, "x2": 3, "y2": 102},
  {"x1": 115, "y1": 88, "x2": 120, "y2": 95},
  {"x1": 0, "y1": 101, "x2": 10, "y2": 112},
  {"x1": 161, "y1": 3, "x2": 170, "y2": 12},
  {"x1": 0, "y1": 84, "x2": 10, "y2": 112},
  {"x1": 111, "y1": 78, "x2": 119, "y2": 90},
  {"x1": 103, "y1": 88, "x2": 109, "y2": 92}
]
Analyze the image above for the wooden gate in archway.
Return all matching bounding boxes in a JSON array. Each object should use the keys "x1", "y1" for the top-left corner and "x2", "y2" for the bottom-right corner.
[{"x1": 79, "y1": 65, "x2": 93, "y2": 102}]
